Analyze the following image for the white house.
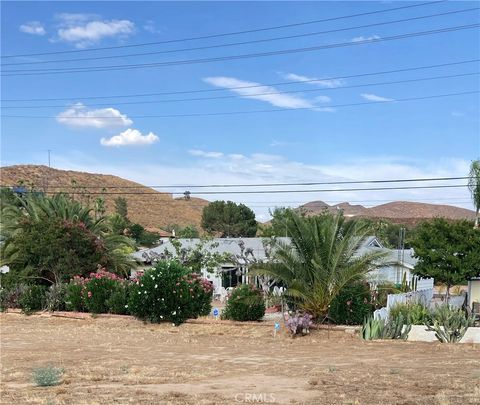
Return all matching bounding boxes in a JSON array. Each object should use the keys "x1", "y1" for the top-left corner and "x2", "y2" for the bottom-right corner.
[{"x1": 132, "y1": 236, "x2": 433, "y2": 291}]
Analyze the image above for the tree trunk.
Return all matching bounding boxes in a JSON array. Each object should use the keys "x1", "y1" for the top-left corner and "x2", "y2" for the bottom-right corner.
[{"x1": 445, "y1": 284, "x2": 450, "y2": 305}]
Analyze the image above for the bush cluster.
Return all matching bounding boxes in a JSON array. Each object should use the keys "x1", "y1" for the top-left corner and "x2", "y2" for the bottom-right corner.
[
  {"x1": 1, "y1": 262, "x2": 213, "y2": 325},
  {"x1": 221, "y1": 284, "x2": 265, "y2": 321},
  {"x1": 389, "y1": 302, "x2": 430, "y2": 325},
  {"x1": 128, "y1": 261, "x2": 213, "y2": 325},
  {"x1": 329, "y1": 282, "x2": 374, "y2": 325}
]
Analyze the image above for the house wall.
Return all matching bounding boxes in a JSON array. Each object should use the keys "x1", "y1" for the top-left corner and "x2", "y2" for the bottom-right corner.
[{"x1": 468, "y1": 279, "x2": 480, "y2": 308}]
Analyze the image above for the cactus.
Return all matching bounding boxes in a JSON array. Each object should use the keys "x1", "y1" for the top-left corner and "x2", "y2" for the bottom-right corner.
[
  {"x1": 425, "y1": 307, "x2": 473, "y2": 343},
  {"x1": 383, "y1": 314, "x2": 412, "y2": 340},
  {"x1": 361, "y1": 314, "x2": 411, "y2": 341}
]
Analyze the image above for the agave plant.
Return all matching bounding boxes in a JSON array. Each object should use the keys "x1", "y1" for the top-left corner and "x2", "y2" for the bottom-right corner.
[
  {"x1": 426, "y1": 305, "x2": 475, "y2": 343},
  {"x1": 253, "y1": 211, "x2": 386, "y2": 321}
]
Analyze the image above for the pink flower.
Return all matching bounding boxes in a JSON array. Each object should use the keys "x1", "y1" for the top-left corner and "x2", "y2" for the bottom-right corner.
[{"x1": 87, "y1": 291, "x2": 92, "y2": 298}]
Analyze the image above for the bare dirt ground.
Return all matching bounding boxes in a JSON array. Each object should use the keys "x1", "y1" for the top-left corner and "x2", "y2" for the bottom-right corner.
[{"x1": 1, "y1": 313, "x2": 479, "y2": 405}]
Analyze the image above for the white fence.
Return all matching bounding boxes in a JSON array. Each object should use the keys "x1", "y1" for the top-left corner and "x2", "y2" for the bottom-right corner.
[{"x1": 386, "y1": 288, "x2": 434, "y2": 313}]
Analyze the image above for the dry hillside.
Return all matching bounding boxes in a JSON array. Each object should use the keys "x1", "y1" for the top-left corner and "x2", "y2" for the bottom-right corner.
[
  {"x1": 0, "y1": 165, "x2": 208, "y2": 231},
  {"x1": 300, "y1": 200, "x2": 475, "y2": 225}
]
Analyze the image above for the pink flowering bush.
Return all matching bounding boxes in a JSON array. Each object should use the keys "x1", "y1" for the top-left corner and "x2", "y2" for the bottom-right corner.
[
  {"x1": 66, "y1": 269, "x2": 130, "y2": 314},
  {"x1": 128, "y1": 260, "x2": 213, "y2": 325}
]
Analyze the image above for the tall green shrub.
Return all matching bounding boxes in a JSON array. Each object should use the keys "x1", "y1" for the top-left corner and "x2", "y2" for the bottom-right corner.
[
  {"x1": 329, "y1": 282, "x2": 373, "y2": 325},
  {"x1": 221, "y1": 284, "x2": 265, "y2": 321},
  {"x1": 18, "y1": 285, "x2": 47, "y2": 314},
  {"x1": 128, "y1": 261, "x2": 213, "y2": 325}
]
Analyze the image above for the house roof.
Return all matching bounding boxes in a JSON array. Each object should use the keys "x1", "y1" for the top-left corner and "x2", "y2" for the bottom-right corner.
[{"x1": 133, "y1": 236, "x2": 416, "y2": 269}]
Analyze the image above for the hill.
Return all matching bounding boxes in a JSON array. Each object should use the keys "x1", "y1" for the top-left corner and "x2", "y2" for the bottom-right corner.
[
  {"x1": 300, "y1": 200, "x2": 476, "y2": 225},
  {"x1": 0, "y1": 165, "x2": 209, "y2": 231}
]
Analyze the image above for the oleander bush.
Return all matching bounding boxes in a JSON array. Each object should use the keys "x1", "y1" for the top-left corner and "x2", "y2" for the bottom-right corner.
[
  {"x1": 65, "y1": 269, "x2": 130, "y2": 314},
  {"x1": 329, "y1": 282, "x2": 374, "y2": 325},
  {"x1": 128, "y1": 260, "x2": 213, "y2": 325},
  {"x1": 221, "y1": 284, "x2": 265, "y2": 321}
]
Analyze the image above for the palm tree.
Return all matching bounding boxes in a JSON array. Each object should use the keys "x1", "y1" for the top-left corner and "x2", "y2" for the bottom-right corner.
[
  {"x1": 1, "y1": 193, "x2": 135, "y2": 283},
  {"x1": 468, "y1": 159, "x2": 480, "y2": 228},
  {"x1": 253, "y1": 211, "x2": 386, "y2": 321}
]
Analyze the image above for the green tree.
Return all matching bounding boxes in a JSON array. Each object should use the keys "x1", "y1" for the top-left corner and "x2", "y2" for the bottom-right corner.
[
  {"x1": 258, "y1": 207, "x2": 296, "y2": 237},
  {"x1": 468, "y1": 159, "x2": 480, "y2": 228},
  {"x1": 410, "y1": 218, "x2": 480, "y2": 302},
  {"x1": 201, "y1": 200, "x2": 257, "y2": 237},
  {"x1": 114, "y1": 197, "x2": 128, "y2": 220},
  {"x1": 168, "y1": 223, "x2": 200, "y2": 238},
  {"x1": 0, "y1": 194, "x2": 135, "y2": 283},
  {"x1": 253, "y1": 211, "x2": 385, "y2": 321}
]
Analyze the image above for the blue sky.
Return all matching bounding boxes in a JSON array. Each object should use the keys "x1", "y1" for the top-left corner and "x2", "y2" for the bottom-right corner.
[{"x1": 1, "y1": 1, "x2": 479, "y2": 220}]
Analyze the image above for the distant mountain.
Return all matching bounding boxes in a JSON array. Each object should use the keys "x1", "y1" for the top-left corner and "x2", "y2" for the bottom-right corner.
[
  {"x1": 0, "y1": 165, "x2": 208, "y2": 231},
  {"x1": 300, "y1": 200, "x2": 475, "y2": 225}
]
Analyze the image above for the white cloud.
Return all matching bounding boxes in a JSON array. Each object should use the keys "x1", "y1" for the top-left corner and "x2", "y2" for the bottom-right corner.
[
  {"x1": 19, "y1": 21, "x2": 46, "y2": 36},
  {"x1": 281, "y1": 72, "x2": 345, "y2": 88},
  {"x1": 203, "y1": 76, "x2": 313, "y2": 108},
  {"x1": 100, "y1": 128, "x2": 159, "y2": 147},
  {"x1": 352, "y1": 35, "x2": 381, "y2": 43},
  {"x1": 56, "y1": 103, "x2": 133, "y2": 129},
  {"x1": 361, "y1": 93, "x2": 394, "y2": 102},
  {"x1": 53, "y1": 13, "x2": 135, "y2": 48},
  {"x1": 189, "y1": 149, "x2": 224, "y2": 158}
]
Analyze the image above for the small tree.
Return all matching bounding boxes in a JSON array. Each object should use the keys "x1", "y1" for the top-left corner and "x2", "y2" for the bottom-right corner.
[
  {"x1": 201, "y1": 200, "x2": 257, "y2": 237},
  {"x1": 114, "y1": 197, "x2": 128, "y2": 220},
  {"x1": 468, "y1": 159, "x2": 480, "y2": 228},
  {"x1": 410, "y1": 218, "x2": 480, "y2": 302}
]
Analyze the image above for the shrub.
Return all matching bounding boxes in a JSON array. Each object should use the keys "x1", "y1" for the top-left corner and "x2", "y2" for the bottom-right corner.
[
  {"x1": 284, "y1": 311, "x2": 313, "y2": 336},
  {"x1": 45, "y1": 283, "x2": 68, "y2": 312},
  {"x1": 389, "y1": 302, "x2": 429, "y2": 325},
  {"x1": 329, "y1": 282, "x2": 373, "y2": 325},
  {"x1": 65, "y1": 280, "x2": 85, "y2": 312},
  {"x1": 82, "y1": 271, "x2": 124, "y2": 314},
  {"x1": 0, "y1": 283, "x2": 28, "y2": 311},
  {"x1": 18, "y1": 285, "x2": 47, "y2": 314},
  {"x1": 221, "y1": 284, "x2": 265, "y2": 321},
  {"x1": 106, "y1": 282, "x2": 130, "y2": 315},
  {"x1": 32, "y1": 365, "x2": 64, "y2": 387},
  {"x1": 128, "y1": 261, "x2": 213, "y2": 325},
  {"x1": 65, "y1": 270, "x2": 130, "y2": 314}
]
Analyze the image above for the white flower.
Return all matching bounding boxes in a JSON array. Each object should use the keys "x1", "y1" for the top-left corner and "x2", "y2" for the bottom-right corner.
[
  {"x1": 141, "y1": 284, "x2": 144, "y2": 287},
  {"x1": 144, "y1": 291, "x2": 147, "y2": 294},
  {"x1": 138, "y1": 291, "x2": 141, "y2": 295},
  {"x1": 155, "y1": 284, "x2": 158, "y2": 288},
  {"x1": 161, "y1": 298, "x2": 165, "y2": 301},
  {"x1": 124, "y1": 305, "x2": 128, "y2": 308},
  {"x1": 172, "y1": 311, "x2": 176, "y2": 315}
]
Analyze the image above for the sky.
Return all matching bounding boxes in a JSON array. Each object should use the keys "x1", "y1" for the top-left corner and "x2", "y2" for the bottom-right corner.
[{"x1": 1, "y1": 1, "x2": 479, "y2": 221}]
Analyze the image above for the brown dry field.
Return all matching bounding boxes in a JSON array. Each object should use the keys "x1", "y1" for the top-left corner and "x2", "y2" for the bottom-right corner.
[{"x1": 1, "y1": 313, "x2": 479, "y2": 405}]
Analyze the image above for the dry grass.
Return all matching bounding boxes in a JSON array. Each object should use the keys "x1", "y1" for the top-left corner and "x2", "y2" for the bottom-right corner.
[{"x1": 1, "y1": 313, "x2": 479, "y2": 404}]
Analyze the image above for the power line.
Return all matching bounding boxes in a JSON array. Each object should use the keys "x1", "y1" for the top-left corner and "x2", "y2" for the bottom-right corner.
[
  {"x1": 3, "y1": 7, "x2": 476, "y2": 67},
  {"x1": 2, "y1": 176, "x2": 468, "y2": 189},
  {"x1": 1, "y1": 1, "x2": 444, "y2": 59},
  {"x1": 3, "y1": 90, "x2": 477, "y2": 119},
  {"x1": 4, "y1": 59, "x2": 478, "y2": 102},
  {"x1": 3, "y1": 72, "x2": 478, "y2": 109},
  {"x1": 16, "y1": 184, "x2": 468, "y2": 195},
  {"x1": 3, "y1": 23, "x2": 478, "y2": 76}
]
